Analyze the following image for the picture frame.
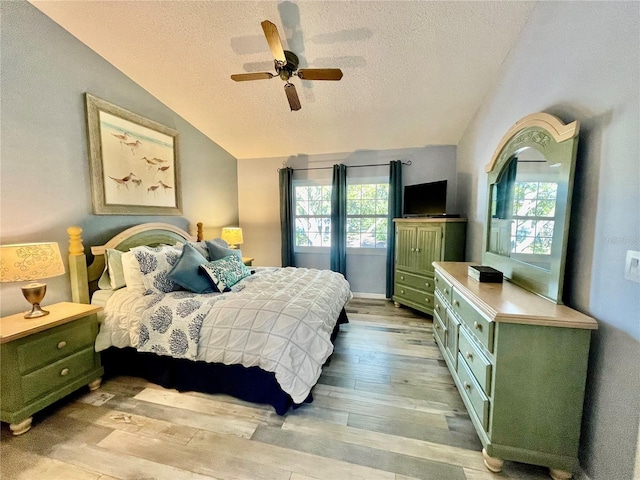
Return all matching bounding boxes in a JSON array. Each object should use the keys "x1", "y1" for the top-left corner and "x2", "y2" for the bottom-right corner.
[{"x1": 85, "y1": 93, "x2": 182, "y2": 215}]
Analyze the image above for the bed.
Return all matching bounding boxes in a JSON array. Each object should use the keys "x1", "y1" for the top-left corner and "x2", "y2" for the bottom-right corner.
[{"x1": 67, "y1": 222, "x2": 351, "y2": 414}]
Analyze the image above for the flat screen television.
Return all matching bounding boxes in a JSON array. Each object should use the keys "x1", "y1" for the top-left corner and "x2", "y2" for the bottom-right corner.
[{"x1": 403, "y1": 180, "x2": 447, "y2": 217}]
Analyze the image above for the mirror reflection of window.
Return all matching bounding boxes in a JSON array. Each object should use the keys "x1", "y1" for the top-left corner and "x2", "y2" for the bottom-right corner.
[{"x1": 489, "y1": 147, "x2": 559, "y2": 271}]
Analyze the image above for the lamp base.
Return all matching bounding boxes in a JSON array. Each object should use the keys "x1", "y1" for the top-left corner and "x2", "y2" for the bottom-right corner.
[
  {"x1": 24, "y1": 304, "x2": 50, "y2": 319},
  {"x1": 21, "y1": 282, "x2": 49, "y2": 319}
]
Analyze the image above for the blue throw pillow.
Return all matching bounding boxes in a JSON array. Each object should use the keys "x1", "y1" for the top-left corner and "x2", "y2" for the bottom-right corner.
[
  {"x1": 201, "y1": 255, "x2": 251, "y2": 292},
  {"x1": 168, "y1": 243, "x2": 216, "y2": 294},
  {"x1": 205, "y1": 240, "x2": 242, "y2": 262}
]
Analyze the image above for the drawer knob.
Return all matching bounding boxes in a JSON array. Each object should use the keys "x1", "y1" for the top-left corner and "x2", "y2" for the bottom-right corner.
[
  {"x1": 466, "y1": 352, "x2": 473, "y2": 360},
  {"x1": 57, "y1": 341, "x2": 67, "y2": 349},
  {"x1": 401, "y1": 289, "x2": 405, "y2": 294},
  {"x1": 435, "y1": 304, "x2": 440, "y2": 311},
  {"x1": 425, "y1": 282, "x2": 430, "y2": 288},
  {"x1": 463, "y1": 381, "x2": 471, "y2": 390},
  {"x1": 444, "y1": 289, "x2": 449, "y2": 295},
  {"x1": 415, "y1": 248, "x2": 420, "y2": 253},
  {"x1": 454, "y1": 300, "x2": 460, "y2": 307},
  {"x1": 411, "y1": 248, "x2": 416, "y2": 252},
  {"x1": 435, "y1": 277, "x2": 439, "y2": 283},
  {"x1": 425, "y1": 298, "x2": 430, "y2": 303},
  {"x1": 474, "y1": 321, "x2": 483, "y2": 331},
  {"x1": 400, "y1": 275, "x2": 405, "y2": 280},
  {"x1": 60, "y1": 368, "x2": 70, "y2": 377}
]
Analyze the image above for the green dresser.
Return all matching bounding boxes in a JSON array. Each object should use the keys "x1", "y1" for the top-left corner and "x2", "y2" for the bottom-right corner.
[
  {"x1": 433, "y1": 262, "x2": 597, "y2": 480},
  {"x1": 0, "y1": 302, "x2": 103, "y2": 434},
  {"x1": 393, "y1": 218, "x2": 466, "y2": 315}
]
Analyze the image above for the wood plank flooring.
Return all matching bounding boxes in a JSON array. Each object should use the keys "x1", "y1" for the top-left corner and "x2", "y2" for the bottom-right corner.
[{"x1": 0, "y1": 298, "x2": 552, "y2": 480}]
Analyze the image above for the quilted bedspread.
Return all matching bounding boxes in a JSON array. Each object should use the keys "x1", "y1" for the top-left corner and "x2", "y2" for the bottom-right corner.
[{"x1": 138, "y1": 267, "x2": 352, "y2": 403}]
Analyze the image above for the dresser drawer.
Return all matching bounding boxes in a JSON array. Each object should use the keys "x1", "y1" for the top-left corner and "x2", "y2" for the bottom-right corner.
[
  {"x1": 21, "y1": 347, "x2": 96, "y2": 403},
  {"x1": 433, "y1": 307, "x2": 447, "y2": 346},
  {"x1": 457, "y1": 353, "x2": 490, "y2": 431},
  {"x1": 395, "y1": 285, "x2": 434, "y2": 309},
  {"x1": 444, "y1": 310, "x2": 459, "y2": 370},
  {"x1": 17, "y1": 320, "x2": 95, "y2": 374},
  {"x1": 434, "y1": 270, "x2": 453, "y2": 305},
  {"x1": 458, "y1": 326, "x2": 492, "y2": 394},
  {"x1": 396, "y1": 270, "x2": 434, "y2": 292},
  {"x1": 451, "y1": 289, "x2": 494, "y2": 352},
  {"x1": 433, "y1": 290, "x2": 447, "y2": 320}
]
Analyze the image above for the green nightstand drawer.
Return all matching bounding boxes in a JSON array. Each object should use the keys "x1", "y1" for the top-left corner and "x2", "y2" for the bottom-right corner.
[
  {"x1": 457, "y1": 353, "x2": 490, "y2": 431},
  {"x1": 451, "y1": 289, "x2": 494, "y2": 353},
  {"x1": 21, "y1": 347, "x2": 96, "y2": 403},
  {"x1": 396, "y1": 270, "x2": 434, "y2": 292},
  {"x1": 458, "y1": 326, "x2": 492, "y2": 395},
  {"x1": 17, "y1": 320, "x2": 95, "y2": 374}
]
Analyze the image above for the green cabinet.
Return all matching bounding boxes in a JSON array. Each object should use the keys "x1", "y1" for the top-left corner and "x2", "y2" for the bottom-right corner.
[
  {"x1": 433, "y1": 262, "x2": 597, "y2": 479},
  {"x1": 393, "y1": 219, "x2": 466, "y2": 315},
  {"x1": 0, "y1": 302, "x2": 104, "y2": 435}
]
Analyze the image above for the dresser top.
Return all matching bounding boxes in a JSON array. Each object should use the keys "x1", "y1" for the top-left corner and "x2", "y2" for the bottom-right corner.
[
  {"x1": 434, "y1": 262, "x2": 597, "y2": 330},
  {"x1": 0, "y1": 302, "x2": 102, "y2": 343}
]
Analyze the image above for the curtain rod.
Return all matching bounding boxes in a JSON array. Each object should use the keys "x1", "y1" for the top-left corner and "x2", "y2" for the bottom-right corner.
[{"x1": 278, "y1": 160, "x2": 411, "y2": 172}]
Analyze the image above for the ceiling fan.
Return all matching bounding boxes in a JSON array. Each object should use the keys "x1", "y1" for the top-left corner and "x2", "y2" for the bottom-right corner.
[{"x1": 231, "y1": 20, "x2": 343, "y2": 111}]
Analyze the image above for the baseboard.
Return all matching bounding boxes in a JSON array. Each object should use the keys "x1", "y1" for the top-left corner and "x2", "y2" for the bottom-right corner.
[{"x1": 351, "y1": 292, "x2": 388, "y2": 300}]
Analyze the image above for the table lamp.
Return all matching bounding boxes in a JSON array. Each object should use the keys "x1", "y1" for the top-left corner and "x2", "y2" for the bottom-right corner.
[
  {"x1": 0, "y1": 242, "x2": 66, "y2": 318},
  {"x1": 220, "y1": 227, "x2": 243, "y2": 249}
]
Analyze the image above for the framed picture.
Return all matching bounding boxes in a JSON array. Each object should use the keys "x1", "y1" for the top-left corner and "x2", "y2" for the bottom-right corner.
[{"x1": 85, "y1": 93, "x2": 182, "y2": 215}]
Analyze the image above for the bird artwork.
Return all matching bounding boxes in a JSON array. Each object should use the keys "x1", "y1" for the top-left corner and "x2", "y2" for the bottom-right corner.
[
  {"x1": 147, "y1": 184, "x2": 160, "y2": 195},
  {"x1": 123, "y1": 139, "x2": 142, "y2": 154},
  {"x1": 152, "y1": 157, "x2": 168, "y2": 163},
  {"x1": 141, "y1": 157, "x2": 157, "y2": 169},
  {"x1": 108, "y1": 172, "x2": 138, "y2": 190},
  {"x1": 157, "y1": 180, "x2": 173, "y2": 191},
  {"x1": 157, "y1": 166, "x2": 170, "y2": 176},
  {"x1": 131, "y1": 178, "x2": 142, "y2": 187},
  {"x1": 111, "y1": 132, "x2": 129, "y2": 141}
]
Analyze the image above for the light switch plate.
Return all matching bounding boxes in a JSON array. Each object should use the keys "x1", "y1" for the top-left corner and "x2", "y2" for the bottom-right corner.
[{"x1": 625, "y1": 250, "x2": 640, "y2": 283}]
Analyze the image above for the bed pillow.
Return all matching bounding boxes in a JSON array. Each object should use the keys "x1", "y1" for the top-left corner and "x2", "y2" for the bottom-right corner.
[
  {"x1": 167, "y1": 243, "x2": 216, "y2": 294},
  {"x1": 205, "y1": 240, "x2": 242, "y2": 262},
  {"x1": 174, "y1": 240, "x2": 210, "y2": 260},
  {"x1": 121, "y1": 251, "x2": 146, "y2": 293},
  {"x1": 201, "y1": 254, "x2": 251, "y2": 292},
  {"x1": 131, "y1": 245, "x2": 183, "y2": 294},
  {"x1": 97, "y1": 249, "x2": 126, "y2": 290}
]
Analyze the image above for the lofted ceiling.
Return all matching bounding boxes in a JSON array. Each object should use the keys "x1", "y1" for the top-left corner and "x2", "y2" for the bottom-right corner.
[{"x1": 29, "y1": 1, "x2": 536, "y2": 160}]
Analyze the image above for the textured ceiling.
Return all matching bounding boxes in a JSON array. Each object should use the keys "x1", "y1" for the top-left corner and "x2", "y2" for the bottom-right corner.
[{"x1": 29, "y1": 1, "x2": 536, "y2": 160}]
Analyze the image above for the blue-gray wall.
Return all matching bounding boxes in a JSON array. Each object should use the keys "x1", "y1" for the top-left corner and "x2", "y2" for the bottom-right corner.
[
  {"x1": 0, "y1": 1, "x2": 239, "y2": 317},
  {"x1": 456, "y1": 2, "x2": 639, "y2": 479}
]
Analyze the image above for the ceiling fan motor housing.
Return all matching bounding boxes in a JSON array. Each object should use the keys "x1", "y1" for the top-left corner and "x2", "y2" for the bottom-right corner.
[{"x1": 277, "y1": 50, "x2": 299, "y2": 80}]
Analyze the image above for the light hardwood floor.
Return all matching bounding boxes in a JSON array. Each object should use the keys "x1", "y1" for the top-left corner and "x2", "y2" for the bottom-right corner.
[{"x1": 0, "y1": 298, "x2": 552, "y2": 480}]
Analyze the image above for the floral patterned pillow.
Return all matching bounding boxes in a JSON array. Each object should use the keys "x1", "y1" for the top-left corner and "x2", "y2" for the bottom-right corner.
[
  {"x1": 200, "y1": 254, "x2": 251, "y2": 292},
  {"x1": 132, "y1": 245, "x2": 183, "y2": 294}
]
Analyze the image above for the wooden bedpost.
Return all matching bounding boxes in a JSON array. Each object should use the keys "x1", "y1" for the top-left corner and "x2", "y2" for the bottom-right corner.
[
  {"x1": 67, "y1": 226, "x2": 90, "y2": 304},
  {"x1": 197, "y1": 222, "x2": 204, "y2": 241}
]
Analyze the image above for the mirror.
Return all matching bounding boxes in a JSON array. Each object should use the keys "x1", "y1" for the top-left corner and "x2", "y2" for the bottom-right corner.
[{"x1": 483, "y1": 113, "x2": 580, "y2": 303}]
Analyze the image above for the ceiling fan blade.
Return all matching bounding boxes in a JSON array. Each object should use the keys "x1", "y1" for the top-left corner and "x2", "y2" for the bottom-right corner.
[
  {"x1": 261, "y1": 20, "x2": 287, "y2": 65},
  {"x1": 297, "y1": 68, "x2": 343, "y2": 81},
  {"x1": 231, "y1": 72, "x2": 274, "y2": 82},
  {"x1": 284, "y1": 83, "x2": 301, "y2": 111}
]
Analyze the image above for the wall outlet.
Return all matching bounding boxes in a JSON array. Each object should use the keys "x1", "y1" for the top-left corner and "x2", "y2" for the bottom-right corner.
[{"x1": 625, "y1": 250, "x2": 640, "y2": 283}]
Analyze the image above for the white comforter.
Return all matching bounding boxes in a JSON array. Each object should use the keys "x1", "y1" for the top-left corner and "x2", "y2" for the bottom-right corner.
[{"x1": 94, "y1": 267, "x2": 352, "y2": 403}]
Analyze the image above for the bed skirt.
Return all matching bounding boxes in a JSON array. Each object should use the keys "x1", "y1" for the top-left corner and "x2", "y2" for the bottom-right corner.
[{"x1": 99, "y1": 309, "x2": 348, "y2": 415}]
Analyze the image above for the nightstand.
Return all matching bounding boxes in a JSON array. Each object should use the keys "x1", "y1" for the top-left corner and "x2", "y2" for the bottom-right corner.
[
  {"x1": 0, "y1": 302, "x2": 104, "y2": 435},
  {"x1": 242, "y1": 257, "x2": 254, "y2": 266}
]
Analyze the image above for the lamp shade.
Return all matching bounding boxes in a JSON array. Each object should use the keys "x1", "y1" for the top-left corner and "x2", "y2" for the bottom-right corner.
[
  {"x1": 0, "y1": 242, "x2": 65, "y2": 283},
  {"x1": 220, "y1": 227, "x2": 243, "y2": 247}
]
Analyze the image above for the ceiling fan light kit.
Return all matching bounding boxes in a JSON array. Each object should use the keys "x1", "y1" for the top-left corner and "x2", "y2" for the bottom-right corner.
[{"x1": 231, "y1": 20, "x2": 343, "y2": 111}]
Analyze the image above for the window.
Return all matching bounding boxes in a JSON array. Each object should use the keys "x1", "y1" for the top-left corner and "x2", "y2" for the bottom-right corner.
[
  {"x1": 294, "y1": 182, "x2": 389, "y2": 249},
  {"x1": 295, "y1": 185, "x2": 331, "y2": 247},
  {"x1": 347, "y1": 183, "x2": 388, "y2": 248},
  {"x1": 511, "y1": 181, "x2": 557, "y2": 254}
]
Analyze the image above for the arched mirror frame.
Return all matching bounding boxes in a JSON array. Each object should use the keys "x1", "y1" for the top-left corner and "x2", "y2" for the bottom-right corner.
[{"x1": 482, "y1": 112, "x2": 580, "y2": 304}]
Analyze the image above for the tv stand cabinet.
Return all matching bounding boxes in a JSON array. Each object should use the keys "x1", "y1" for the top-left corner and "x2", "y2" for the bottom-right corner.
[
  {"x1": 432, "y1": 262, "x2": 597, "y2": 479},
  {"x1": 392, "y1": 218, "x2": 466, "y2": 315}
]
